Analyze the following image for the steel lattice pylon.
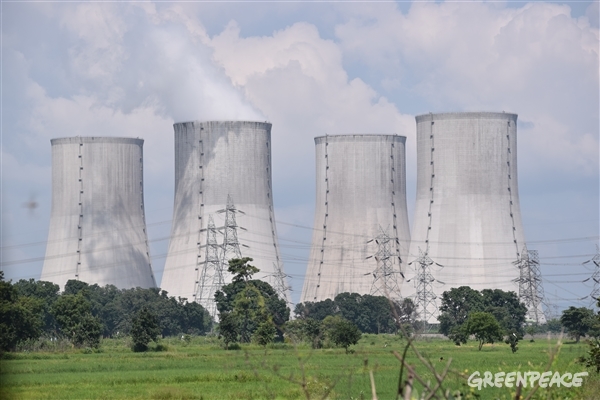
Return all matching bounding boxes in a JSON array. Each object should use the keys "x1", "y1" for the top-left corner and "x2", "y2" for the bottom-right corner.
[
  {"x1": 586, "y1": 245, "x2": 600, "y2": 307},
  {"x1": 195, "y1": 215, "x2": 222, "y2": 319},
  {"x1": 513, "y1": 246, "x2": 547, "y2": 324},
  {"x1": 269, "y1": 262, "x2": 292, "y2": 307},
  {"x1": 368, "y1": 227, "x2": 402, "y2": 302},
  {"x1": 409, "y1": 247, "x2": 438, "y2": 325},
  {"x1": 218, "y1": 195, "x2": 243, "y2": 283}
]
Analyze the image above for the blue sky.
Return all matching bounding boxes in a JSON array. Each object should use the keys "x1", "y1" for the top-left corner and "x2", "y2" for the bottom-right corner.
[{"x1": 1, "y1": 1, "x2": 598, "y2": 315}]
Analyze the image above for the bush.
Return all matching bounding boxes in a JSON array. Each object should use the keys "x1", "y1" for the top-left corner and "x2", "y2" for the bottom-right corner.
[
  {"x1": 322, "y1": 316, "x2": 362, "y2": 354},
  {"x1": 131, "y1": 308, "x2": 160, "y2": 352}
]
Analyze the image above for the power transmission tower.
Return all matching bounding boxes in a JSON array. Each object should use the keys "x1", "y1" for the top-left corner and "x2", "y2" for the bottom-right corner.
[
  {"x1": 408, "y1": 247, "x2": 438, "y2": 326},
  {"x1": 367, "y1": 226, "x2": 402, "y2": 302},
  {"x1": 269, "y1": 262, "x2": 292, "y2": 307},
  {"x1": 194, "y1": 215, "x2": 223, "y2": 319},
  {"x1": 217, "y1": 195, "x2": 244, "y2": 284},
  {"x1": 513, "y1": 246, "x2": 546, "y2": 324},
  {"x1": 585, "y1": 245, "x2": 600, "y2": 307}
]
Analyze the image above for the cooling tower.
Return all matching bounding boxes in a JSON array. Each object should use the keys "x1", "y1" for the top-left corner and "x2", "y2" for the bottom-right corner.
[
  {"x1": 161, "y1": 121, "x2": 289, "y2": 316},
  {"x1": 41, "y1": 137, "x2": 156, "y2": 290},
  {"x1": 404, "y1": 112, "x2": 544, "y2": 323},
  {"x1": 300, "y1": 135, "x2": 411, "y2": 303}
]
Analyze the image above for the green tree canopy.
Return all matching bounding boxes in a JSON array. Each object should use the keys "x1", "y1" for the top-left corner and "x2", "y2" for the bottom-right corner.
[
  {"x1": 215, "y1": 258, "x2": 290, "y2": 347},
  {"x1": 130, "y1": 307, "x2": 160, "y2": 352},
  {"x1": 294, "y1": 293, "x2": 417, "y2": 335},
  {"x1": 0, "y1": 272, "x2": 44, "y2": 352},
  {"x1": 13, "y1": 279, "x2": 60, "y2": 334},
  {"x1": 51, "y1": 293, "x2": 102, "y2": 348},
  {"x1": 464, "y1": 312, "x2": 504, "y2": 350},
  {"x1": 481, "y1": 289, "x2": 527, "y2": 335},
  {"x1": 560, "y1": 306, "x2": 595, "y2": 343},
  {"x1": 215, "y1": 259, "x2": 289, "y2": 334},
  {"x1": 438, "y1": 286, "x2": 528, "y2": 345},
  {"x1": 284, "y1": 318, "x2": 322, "y2": 348},
  {"x1": 321, "y1": 316, "x2": 362, "y2": 354},
  {"x1": 228, "y1": 257, "x2": 260, "y2": 283},
  {"x1": 218, "y1": 312, "x2": 239, "y2": 350},
  {"x1": 438, "y1": 286, "x2": 484, "y2": 336}
]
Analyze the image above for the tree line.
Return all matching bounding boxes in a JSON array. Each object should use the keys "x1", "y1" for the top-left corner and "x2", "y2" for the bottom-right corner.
[
  {"x1": 0, "y1": 271, "x2": 212, "y2": 352},
  {"x1": 214, "y1": 258, "x2": 420, "y2": 351},
  {"x1": 3, "y1": 263, "x2": 599, "y2": 354}
]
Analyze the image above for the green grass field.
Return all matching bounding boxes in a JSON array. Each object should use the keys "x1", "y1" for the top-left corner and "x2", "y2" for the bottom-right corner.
[{"x1": 0, "y1": 335, "x2": 595, "y2": 399}]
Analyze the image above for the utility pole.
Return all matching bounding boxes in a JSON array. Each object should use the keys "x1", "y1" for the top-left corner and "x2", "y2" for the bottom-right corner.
[
  {"x1": 513, "y1": 246, "x2": 546, "y2": 324},
  {"x1": 194, "y1": 215, "x2": 222, "y2": 320},
  {"x1": 367, "y1": 226, "x2": 402, "y2": 302}
]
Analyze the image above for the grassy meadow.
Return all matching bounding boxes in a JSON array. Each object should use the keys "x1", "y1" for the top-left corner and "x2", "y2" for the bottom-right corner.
[{"x1": 0, "y1": 334, "x2": 596, "y2": 400}]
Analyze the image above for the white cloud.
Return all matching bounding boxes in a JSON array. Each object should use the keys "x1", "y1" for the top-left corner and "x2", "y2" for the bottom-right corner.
[
  {"x1": 334, "y1": 2, "x2": 599, "y2": 176},
  {"x1": 60, "y1": 3, "x2": 128, "y2": 81},
  {"x1": 209, "y1": 21, "x2": 415, "y2": 187}
]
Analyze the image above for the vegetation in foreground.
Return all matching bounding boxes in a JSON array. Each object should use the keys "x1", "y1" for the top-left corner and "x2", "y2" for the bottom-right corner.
[
  {"x1": 0, "y1": 334, "x2": 594, "y2": 400},
  {"x1": 3, "y1": 260, "x2": 600, "y2": 399}
]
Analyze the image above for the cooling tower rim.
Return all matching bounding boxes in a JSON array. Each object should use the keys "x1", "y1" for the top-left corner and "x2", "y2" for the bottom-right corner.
[
  {"x1": 314, "y1": 134, "x2": 406, "y2": 144},
  {"x1": 51, "y1": 137, "x2": 143, "y2": 145},
  {"x1": 173, "y1": 120, "x2": 272, "y2": 129},
  {"x1": 415, "y1": 111, "x2": 518, "y2": 122}
]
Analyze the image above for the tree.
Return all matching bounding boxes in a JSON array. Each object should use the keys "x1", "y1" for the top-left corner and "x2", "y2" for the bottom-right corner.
[
  {"x1": 51, "y1": 293, "x2": 102, "y2": 348},
  {"x1": 334, "y1": 292, "x2": 369, "y2": 331},
  {"x1": 481, "y1": 289, "x2": 527, "y2": 335},
  {"x1": 215, "y1": 259, "x2": 290, "y2": 344},
  {"x1": 0, "y1": 273, "x2": 43, "y2": 352},
  {"x1": 13, "y1": 278, "x2": 60, "y2": 335},
  {"x1": 525, "y1": 324, "x2": 537, "y2": 341},
  {"x1": 233, "y1": 285, "x2": 268, "y2": 343},
  {"x1": 438, "y1": 287, "x2": 528, "y2": 345},
  {"x1": 505, "y1": 332, "x2": 520, "y2": 354},
  {"x1": 448, "y1": 325, "x2": 469, "y2": 346},
  {"x1": 438, "y1": 286, "x2": 484, "y2": 337},
  {"x1": 130, "y1": 307, "x2": 160, "y2": 352},
  {"x1": 229, "y1": 257, "x2": 260, "y2": 283},
  {"x1": 284, "y1": 318, "x2": 322, "y2": 348},
  {"x1": 294, "y1": 293, "x2": 413, "y2": 335},
  {"x1": 393, "y1": 297, "x2": 420, "y2": 336},
  {"x1": 560, "y1": 306, "x2": 595, "y2": 343},
  {"x1": 253, "y1": 319, "x2": 277, "y2": 347},
  {"x1": 218, "y1": 312, "x2": 239, "y2": 350},
  {"x1": 464, "y1": 312, "x2": 504, "y2": 350},
  {"x1": 323, "y1": 316, "x2": 362, "y2": 354},
  {"x1": 182, "y1": 301, "x2": 212, "y2": 335},
  {"x1": 294, "y1": 299, "x2": 337, "y2": 321}
]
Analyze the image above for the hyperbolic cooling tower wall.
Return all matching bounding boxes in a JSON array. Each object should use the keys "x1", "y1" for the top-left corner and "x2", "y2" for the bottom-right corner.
[
  {"x1": 42, "y1": 137, "x2": 156, "y2": 289},
  {"x1": 301, "y1": 135, "x2": 411, "y2": 303},
  {"x1": 404, "y1": 112, "x2": 530, "y2": 322},
  {"x1": 161, "y1": 121, "x2": 288, "y2": 309}
]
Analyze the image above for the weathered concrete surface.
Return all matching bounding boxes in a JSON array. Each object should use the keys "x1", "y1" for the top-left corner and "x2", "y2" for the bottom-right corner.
[
  {"x1": 301, "y1": 135, "x2": 411, "y2": 303},
  {"x1": 403, "y1": 112, "x2": 542, "y2": 322},
  {"x1": 161, "y1": 121, "x2": 289, "y2": 311},
  {"x1": 42, "y1": 137, "x2": 156, "y2": 290}
]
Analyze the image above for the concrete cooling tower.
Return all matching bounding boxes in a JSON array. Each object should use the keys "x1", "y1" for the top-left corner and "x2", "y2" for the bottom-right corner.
[
  {"x1": 161, "y1": 121, "x2": 289, "y2": 317},
  {"x1": 41, "y1": 137, "x2": 156, "y2": 290},
  {"x1": 301, "y1": 135, "x2": 411, "y2": 304},
  {"x1": 404, "y1": 112, "x2": 545, "y2": 323}
]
